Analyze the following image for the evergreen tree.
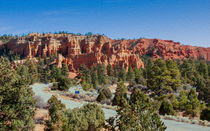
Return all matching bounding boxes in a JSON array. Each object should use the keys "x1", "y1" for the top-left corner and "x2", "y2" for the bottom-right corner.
[
  {"x1": 24, "y1": 59, "x2": 39, "y2": 84},
  {"x1": 81, "y1": 80, "x2": 93, "y2": 91},
  {"x1": 166, "y1": 60, "x2": 181, "y2": 91},
  {"x1": 179, "y1": 60, "x2": 198, "y2": 85},
  {"x1": 159, "y1": 99, "x2": 175, "y2": 115},
  {"x1": 37, "y1": 57, "x2": 45, "y2": 82},
  {"x1": 147, "y1": 59, "x2": 175, "y2": 96},
  {"x1": 62, "y1": 63, "x2": 69, "y2": 77},
  {"x1": 91, "y1": 71, "x2": 99, "y2": 89},
  {"x1": 119, "y1": 67, "x2": 127, "y2": 81},
  {"x1": 198, "y1": 80, "x2": 210, "y2": 104},
  {"x1": 127, "y1": 66, "x2": 135, "y2": 85},
  {"x1": 178, "y1": 91, "x2": 188, "y2": 111},
  {"x1": 79, "y1": 64, "x2": 92, "y2": 84},
  {"x1": 112, "y1": 81, "x2": 128, "y2": 107},
  {"x1": 170, "y1": 94, "x2": 179, "y2": 110},
  {"x1": 97, "y1": 64, "x2": 108, "y2": 85},
  {"x1": 197, "y1": 62, "x2": 208, "y2": 79},
  {"x1": 45, "y1": 96, "x2": 67, "y2": 131},
  {"x1": 107, "y1": 64, "x2": 113, "y2": 76},
  {"x1": 113, "y1": 88, "x2": 166, "y2": 131},
  {"x1": 16, "y1": 64, "x2": 31, "y2": 85},
  {"x1": 51, "y1": 65, "x2": 62, "y2": 81},
  {"x1": 97, "y1": 87, "x2": 112, "y2": 102},
  {"x1": 134, "y1": 67, "x2": 146, "y2": 85},
  {"x1": 186, "y1": 89, "x2": 201, "y2": 117},
  {"x1": 0, "y1": 57, "x2": 36, "y2": 130},
  {"x1": 57, "y1": 76, "x2": 72, "y2": 91},
  {"x1": 65, "y1": 104, "x2": 105, "y2": 131}
]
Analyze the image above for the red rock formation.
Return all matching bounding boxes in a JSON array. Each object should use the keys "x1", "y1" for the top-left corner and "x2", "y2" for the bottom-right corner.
[{"x1": 3, "y1": 33, "x2": 210, "y2": 73}]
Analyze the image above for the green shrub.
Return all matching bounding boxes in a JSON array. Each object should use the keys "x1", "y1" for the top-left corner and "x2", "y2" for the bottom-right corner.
[{"x1": 159, "y1": 99, "x2": 175, "y2": 115}]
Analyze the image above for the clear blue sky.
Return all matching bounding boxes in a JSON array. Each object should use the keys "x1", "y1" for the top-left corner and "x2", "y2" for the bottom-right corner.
[{"x1": 0, "y1": 0, "x2": 210, "y2": 47}]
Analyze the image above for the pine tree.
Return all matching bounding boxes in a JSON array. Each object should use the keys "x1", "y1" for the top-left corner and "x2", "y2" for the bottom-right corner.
[
  {"x1": 114, "y1": 88, "x2": 166, "y2": 131},
  {"x1": 197, "y1": 62, "x2": 208, "y2": 79},
  {"x1": 62, "y1": 63, "x2": 69, "y2": 77},
  {"x1": 112, "y1": 81, "x2": 127, "y2": 107},
  {"x1": 166, "y1": 60, "x2": 181, "y2": 91},
  {"x1": 97, "y1": 87, "x2": 112, "y2": 102},
  {"x1": 79, "y1": 64, "x2": 92, "y2": 84},
  {"x1": 147, "y1": 59, "x2": 173, "y2": 96},
  {"x1": 178, "y1": 91, "x2": 188, "y2": 111},
  {"x1": 0, "y1": 57, "x2": 36, "y2": 130},
  {"x1": 97, "y1": 64, "x2": 108, "y2": 85},
  {"x1": 159, "y1": 99, "x2": 175, "y2": 115},
  {"x1": 24, "y1": 59, "x2": 39, "y2": 84},
  {"x1": 186, "y1": 89, "x2": 201, "y2": 117},
  {"x1": 45, "y1": 96, "x2": 67, "y2": 131},
  {"x1": 127, "y1": 66, "x2": 135, "y2": 84},
  {"x1": 170, "y1": 94, "x2": 179, "y2": 110},
  {"x1": 91, "y1": 71, "x2": 99, "y2": 89},
  {"x1": 107, "y1": 64, "x2": 113, "y2": 76},
  {"x1": 134, "y1": 67, "x2": 144, "y2": 85},
  {"x1": 119, "y1": 67, "x2": 127, "y2": 81}
]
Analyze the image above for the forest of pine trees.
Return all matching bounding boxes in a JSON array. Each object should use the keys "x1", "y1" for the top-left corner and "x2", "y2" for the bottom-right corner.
[{"x1": 0, "y1": 48, "x2": 210, "y2": 130}]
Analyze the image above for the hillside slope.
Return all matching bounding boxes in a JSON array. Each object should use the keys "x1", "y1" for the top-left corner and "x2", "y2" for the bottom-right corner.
[{"x1": 1, "y1": 33, "x2": 210, "y2": 72}]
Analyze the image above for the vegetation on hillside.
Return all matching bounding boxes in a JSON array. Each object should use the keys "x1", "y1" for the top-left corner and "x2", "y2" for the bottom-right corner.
[{"x1": 0, "y1": 44, "x2": 210, "y2": 130}]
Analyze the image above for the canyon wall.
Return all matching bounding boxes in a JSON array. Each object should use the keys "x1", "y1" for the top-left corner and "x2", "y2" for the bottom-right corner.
[{"x1": 3, "y1": 33, "x2": 210, "y2": 72}]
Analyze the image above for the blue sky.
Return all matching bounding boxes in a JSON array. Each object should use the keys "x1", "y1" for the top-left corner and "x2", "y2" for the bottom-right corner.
[{"x1": 0, "y1": 0, "x2": 210, "y2": 47}]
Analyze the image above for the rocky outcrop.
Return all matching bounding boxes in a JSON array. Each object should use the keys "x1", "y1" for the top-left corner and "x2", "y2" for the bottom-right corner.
[{"x1": 3, "y1": 33, "x2": 210, "y2": 73}]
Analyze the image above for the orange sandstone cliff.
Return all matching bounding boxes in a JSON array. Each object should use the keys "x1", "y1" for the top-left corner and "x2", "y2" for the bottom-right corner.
[{"x1": 2, "y1": 33, "x2": 210, "y2": 72}]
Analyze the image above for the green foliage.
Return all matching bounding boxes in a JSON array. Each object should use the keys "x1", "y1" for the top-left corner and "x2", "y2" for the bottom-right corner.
[
  {"x1": 79, "y1": 64, "x2": 92, "y2": 84},
  {"x1": 91, "y1": 70, "x2": 99, "y2": 89},
  {"x1": 186, "y1": 89, "x2": 201, "y2": 117},
  {"x1": 112, "y1": 88, "x2": 166, "y2": 131},
  {"x1": 107, "y1": 64, "x2": 113, "y2": 76},
  {"x1": 0, "y1": 57, "x2": 36, "y2": 130},
  {"x1": 178, "y1": 91, "x2": 188, "y2": 111},
  {"x1": 24, "y1": 59, "x2": 39, "y2": 84},
  {"x1": 179, "y1": 60, "x2": 198, "y2": 85},
  {"x1": 0, "y1": 34, "x2": 16, "y2": 42},
  {"x1": 134, "y1": 67, "x2": 146, "y2": 85},
  {"x1": 97, "y1": 87, "x2": 112, "y2": 102},
  {"x1": 16, "y1": 64, "x2": 31, "y2": 85},
  {"x1": 147, "y1": 59, "x2": 181, "y2": 96},
  {"x1": 85, "y1": 32, "x2": 93, "y2": 36},
  {"x1": 113, "y1": 65, "x2": 127, "y2": 81},
  {"x1": 177, "y1": 89, "x2": 201, "y2": 117},
  {"x1": 170, "y1": 94, "x2": 179, "y2": 110},
  {"x1": 56, "y1": 76, "x2": 72, "y2": 91},
  {"x1": 0, "y1": 48, "x2": 20, "y2": 61},
  {"x1": 197, "y1": 62, "x2": 208, "y2": 79},
  {"x1": 119, "y1": 67, "x2": 127, "y2": 81},
  {"x1": 198, "y1": 80, "x2": 210, "y2": 104},
  {"x1": 127, "y1": 66, "x2": 135, "y2": 85},
  {"x1": 159, "y1": 99, "x2": 176, "y2": 115},
  {"x1": 81, "y1": 80, "x2": 93, "y2": 91},
  {"x1": 97, "y1": 64, "x2": 108, "y2": 85},
  {"x1": 45, "y1": 96, "x2": 67, "y2": 131},
  {"x1": 64, "y1": 104, "x2": 105, "y2": 131},
  {"x1": 112, "y1": 81, "x2": 128, "y2": 107},
  {"x1": 62, "y1": 63, "x2": 69, "y2": 77}
]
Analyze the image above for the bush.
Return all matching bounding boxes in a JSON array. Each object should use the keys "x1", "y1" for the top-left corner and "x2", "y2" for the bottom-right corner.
[
  {"x1": 97, "y1": 87, "x2": 112, "y2": 102},
  {"x1": 65, "y1": 104, "x2": 105, "y2": 131},
  {"x1": 159, "y1": 99, "x2": 175, "y2": 115},
  {"x1": 57, "y1": 76, "x2": 71, "y2": 91}
]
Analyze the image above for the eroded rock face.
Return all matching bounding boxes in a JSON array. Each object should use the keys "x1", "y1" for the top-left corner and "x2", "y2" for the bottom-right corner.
[{"x1": 3, "y1": 33, "x2": 210, "y2": 73}]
